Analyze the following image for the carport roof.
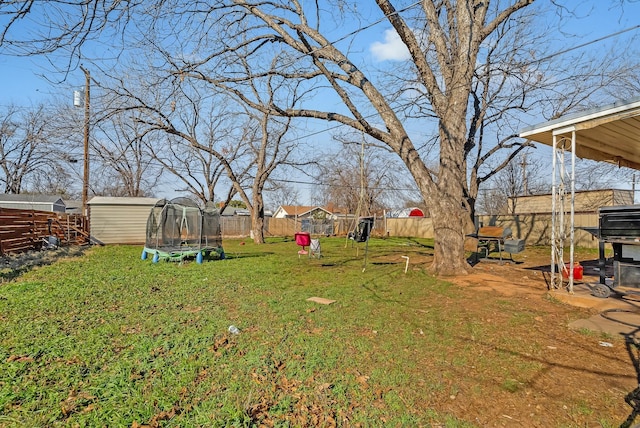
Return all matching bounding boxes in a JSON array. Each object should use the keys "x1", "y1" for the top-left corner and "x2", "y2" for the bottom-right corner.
[{"x1": 519, "y1": 96, "x2": 640, "y2": 170}]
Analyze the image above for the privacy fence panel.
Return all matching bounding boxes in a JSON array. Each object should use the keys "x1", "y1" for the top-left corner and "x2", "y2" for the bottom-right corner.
[
  {"x1": 477, "y1": 213, "x2": 599, "y2": 248},
  {"x1": 0, "y1": 207, "x2": 89, "y2": 255},
  {"x1": 220, "y1": 216, "x2": 252, "y2": 237},
  {"x1": 385, "y1": 217, "x2": 434, "y2": 238}
]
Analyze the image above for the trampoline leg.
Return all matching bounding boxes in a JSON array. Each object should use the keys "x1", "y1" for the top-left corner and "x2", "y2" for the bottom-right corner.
[
  {"x1": 141, "y1": 250, "x2": 147, "y2": 260},
  {"x1": 152, "y1": 253, "x2": 160, "y2": 263},
  {"x1": 196, "y1": 252, "x2": 204, "y2": 264}
]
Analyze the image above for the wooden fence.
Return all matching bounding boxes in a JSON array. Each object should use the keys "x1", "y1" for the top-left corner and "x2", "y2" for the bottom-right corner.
[
  {"x1": 476, "y1": 213, "x2": 600, "y2": 248},
  {"x1": 0, "y1": 207, "x2": 90, "y2": 256},
  {"x1": 221, "y1": 217, "x2": 384, "y2": 238}
]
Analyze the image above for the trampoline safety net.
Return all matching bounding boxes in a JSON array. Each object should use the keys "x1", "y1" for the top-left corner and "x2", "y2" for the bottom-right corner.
[{"x1": 143, "y1": 198, "x2": 223, "y2": 262}]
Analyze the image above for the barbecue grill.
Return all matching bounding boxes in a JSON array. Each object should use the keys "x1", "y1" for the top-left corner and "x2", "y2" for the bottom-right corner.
[
  {"x1": 586, "y1": 205, "x2": 640, "y2": 298},
  {"x1": 470, "y1": 226, "x2": 525, "y2": 263}
]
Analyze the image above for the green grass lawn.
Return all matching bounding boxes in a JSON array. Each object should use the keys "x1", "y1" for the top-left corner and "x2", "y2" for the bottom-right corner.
[{"x1": 0, "y1": 238, "x2": 630, "y2": 427}]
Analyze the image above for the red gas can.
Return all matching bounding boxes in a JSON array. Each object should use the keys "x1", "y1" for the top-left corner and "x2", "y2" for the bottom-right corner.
[{"x1": 562, "y1": 263, "x2": 583, "y2": 280}]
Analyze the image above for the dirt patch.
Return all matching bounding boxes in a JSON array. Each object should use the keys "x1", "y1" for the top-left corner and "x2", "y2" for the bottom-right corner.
[
  {"x1": 446, "y1": 252, "x2": 640, "y2": 426},
  {"x1": 1, "y1": 246, "x2": 88, "y2": 283}
]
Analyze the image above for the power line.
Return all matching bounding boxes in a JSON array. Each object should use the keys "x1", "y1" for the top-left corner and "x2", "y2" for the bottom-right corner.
[{"x1": 530, "y1": 24, "x2": 640, "y2": 65}]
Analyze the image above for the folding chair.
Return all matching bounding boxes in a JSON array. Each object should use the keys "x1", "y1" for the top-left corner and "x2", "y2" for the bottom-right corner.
[{"x1": 310, "y1": 238, "x2": 321, "y2": 258}]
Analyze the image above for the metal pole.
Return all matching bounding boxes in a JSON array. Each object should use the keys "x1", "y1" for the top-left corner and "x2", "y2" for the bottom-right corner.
[
  {"x1": 79, "y1": 66, "x2": 90, "y2": 225},
  {"x1": 569, "y1": 131, "x2": 576, "y2": 293},
  {"x1": 559, "y1": 138, "x2": 565, "y2": 270},
  {"x1": 551, "y1": 135, "x2": 557, "y2": 288}
]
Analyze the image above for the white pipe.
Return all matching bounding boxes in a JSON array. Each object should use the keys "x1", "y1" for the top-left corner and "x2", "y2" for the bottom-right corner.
[{"x1": 401, "y1": 256, "x2": 409, "y2": 274}]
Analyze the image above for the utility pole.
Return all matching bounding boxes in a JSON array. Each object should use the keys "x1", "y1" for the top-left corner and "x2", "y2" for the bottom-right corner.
[
  {"x1": 79, "y1": 66, "x2": 90, "y2": 222},
  {"x1": 520, "y1": 152, "x2": 528, "y2": 196}
]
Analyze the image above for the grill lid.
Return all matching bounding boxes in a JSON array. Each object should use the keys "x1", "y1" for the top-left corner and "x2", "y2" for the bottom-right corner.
[{"x1": 599, "y1": 205, "x2": 640, "y2": 239}]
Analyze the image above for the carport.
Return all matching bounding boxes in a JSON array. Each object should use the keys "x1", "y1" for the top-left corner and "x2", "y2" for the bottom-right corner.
[{"x1": 519, "y1": 96, "x2": 640, "y2": 292}]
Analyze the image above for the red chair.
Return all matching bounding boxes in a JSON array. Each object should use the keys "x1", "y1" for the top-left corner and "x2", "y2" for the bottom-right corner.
[{"x1": 295, "y1": 232, "x2": 311, "y2": 257}]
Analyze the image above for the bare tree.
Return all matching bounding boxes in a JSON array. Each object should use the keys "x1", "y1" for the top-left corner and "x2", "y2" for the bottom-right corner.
[
  {"x1": 97, "y1": 72, "x2": 246, "y2": 205},
  {"x1": 167, "y1": 0, "x2": 540, "y2": 274},
  {"x1": 88, "y1": 111, "x2": 162, "y2": 197},
  {"x1": 245, "y1": 110, "x2": 296, "y2": 243},
  {"x1": 147, "y1": 134, "x2": 231, "y2": 203},
  {"x1": 28, "y1": 163, "x2": 78, "y2": 198},
  {"x1": 574, "y1": 159, "x2": 637, "y2": 192},
  {"x1": 0, "y1": 1, "x2": 144, "y2": 72},
  {"x1": 476, "y1": 150, "x2": 547, "y2": 216},
  {"x1": 314, "y1": 137, "x2": 400, "y2": 216},
  {"x1": 173, "y1": 0, "x2": 640, "y2": 275},
  {"x1": 265, "y1": 181, "x2": 301, "y2": 211},
  {"x1": 102, "y1": 69, "x2": 299, "y2": 243},
  {"x1": 0, "y1": 104, "x2": 64, "y2": 194}
]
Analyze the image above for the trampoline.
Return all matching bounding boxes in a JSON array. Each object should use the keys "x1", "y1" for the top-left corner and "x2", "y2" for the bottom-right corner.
[{"x1": 141, "y1": 197, "x2": 224, "y2": 263}]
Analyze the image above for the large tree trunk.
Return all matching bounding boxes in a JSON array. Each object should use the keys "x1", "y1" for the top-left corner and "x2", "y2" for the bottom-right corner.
[
  {"x1": 429, "y1": 198, "x2": 471, "y2": 276},
  {"x1": 251, "y1": 193, "x2": 266, "y2": 244},
  {"x1": 427, "y1": 112, "x2": 473, "y2": 276},
  {"x1": 407, "y1": 153, "x2": 471, "y2": 276}
]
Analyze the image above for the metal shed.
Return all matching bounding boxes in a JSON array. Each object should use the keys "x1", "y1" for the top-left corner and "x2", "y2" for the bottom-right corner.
[
  {"x1": 519, "y1": 96, "x2": 640, "y2": 291},
  {"x1": 88, "y1": 196, "x2": 161, "y2": 244},
  {"x1": 0, "y1": 194, "x2": 66, "y2": 212}
]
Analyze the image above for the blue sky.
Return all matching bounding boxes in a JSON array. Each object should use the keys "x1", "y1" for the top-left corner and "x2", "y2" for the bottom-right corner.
[{"x1": 2, "y1": 1, "x2": 640, "y2": 109}]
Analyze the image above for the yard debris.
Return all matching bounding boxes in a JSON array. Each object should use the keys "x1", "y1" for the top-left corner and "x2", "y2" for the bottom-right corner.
[
  {"x1": 306, "y1": 296, "x2": 336, "y2": 305},
  {"x1": 599, "y1": 341, "x2": 613, "y2": 347},
  {"x1": 6, "y1": 355, "x2": 33, "y2": 363}
]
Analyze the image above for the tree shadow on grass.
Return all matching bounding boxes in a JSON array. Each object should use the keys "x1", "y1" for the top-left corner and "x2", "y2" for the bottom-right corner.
[
  {"x1": 0, "y1": 246, "x2": 89, "y2": 283},
  {"x1": 223, "y1": 252, "x2": 273, "y2": 260},
  {"x1": 605, "y1": 311, "x2": 640, "y2": 427},
  {"x1": 383, "y1": 237, "x2": 434, "y2": 250}
]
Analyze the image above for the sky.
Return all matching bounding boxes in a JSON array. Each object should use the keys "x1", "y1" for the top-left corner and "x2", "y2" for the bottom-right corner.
[
  {"x1": 0, "y1": 1, "x2": 640, "y2": 203},
  {"x1": 2, "y1": 1, "x2": 639, "y2": 109}
]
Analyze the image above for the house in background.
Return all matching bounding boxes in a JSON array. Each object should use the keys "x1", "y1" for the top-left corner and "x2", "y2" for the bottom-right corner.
[
  {"x1": 385, "y1": 207, "x2": 426, "y2": 218},
  {"x1": 273, "y1": 205, "x2": 340, "y2": 235},
  {"x1": 272, "y1": 205, "x2": 337, "y2": 220},
  {"x1": 0, "y1": 194, "x2": 66, "y2": 212},
  {"x1": 220, "y1": 206, "x2": 251, "y2": 216}
]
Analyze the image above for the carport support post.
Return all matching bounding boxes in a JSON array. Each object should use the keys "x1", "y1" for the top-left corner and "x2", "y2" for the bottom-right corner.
[
  {"x1": 551, "y1": 134, "x2": 558, "y2": 287},
  {"x1": 551, "y1": 129, "x2": 577, "y2": 293},
  {"x1": 569, "y1": 130, "x2": 576, "y2": 293}
]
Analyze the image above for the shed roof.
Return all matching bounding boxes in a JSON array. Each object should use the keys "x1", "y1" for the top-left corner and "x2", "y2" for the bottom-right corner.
[
  {"x1": 520, "y1": 96, "x2": 640, "y2": 169},
  {"x1": 88, "y1": 196, "x2": 161, "y2": 206},
  {"x1": 0, "y1": 194, "x2": 65, "y2": 204}
]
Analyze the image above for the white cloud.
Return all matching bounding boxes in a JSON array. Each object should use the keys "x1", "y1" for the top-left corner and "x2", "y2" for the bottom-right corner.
[{"x1": 370, "y1": 29, "x2": 411, "y2": 62}]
